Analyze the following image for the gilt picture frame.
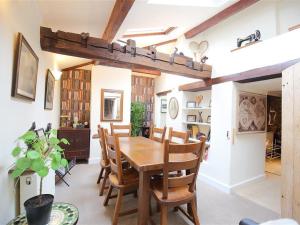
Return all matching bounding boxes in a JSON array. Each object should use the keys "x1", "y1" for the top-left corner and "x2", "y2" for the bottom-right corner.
[
  {"x1": 12, "y1": 33, "x2": 39, "y2": 101},
  {"x1": 44, "y1": 69, "x2": 55, "y2": 110}
]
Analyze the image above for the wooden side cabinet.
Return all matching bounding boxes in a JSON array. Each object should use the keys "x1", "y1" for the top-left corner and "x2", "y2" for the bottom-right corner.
[{"x1": 58, "y1": 128, "x2": 90, "y2": 161}]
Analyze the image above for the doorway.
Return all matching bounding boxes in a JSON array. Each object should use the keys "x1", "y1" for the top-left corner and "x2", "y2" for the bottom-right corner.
[{"x1": 234, "y1": 77, "x2": 282, "y2": 214}]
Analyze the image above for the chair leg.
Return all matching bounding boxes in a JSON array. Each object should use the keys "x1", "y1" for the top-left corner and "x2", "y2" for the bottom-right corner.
[
  {"x1": 156, "y1": 202, "x2": 160, "y2": 213},
  {"x1": 99, "y1": 169, "x2": 109, "y2": 196},
  {"x1": 112, "y1": 189, "x2": 124, "y2": 225},
  {"x1": 160, "y1": 205, "x2": 168, "y2": 225},
  {"x1": 103, "y1": 184, "x2": 113, "y2": 206},
  {"x1": 97, "y1": 167, "x2": 104, "y2": 184},
  {"x1": 191, "y1": 198, "x2": 200, "y2": 225}
]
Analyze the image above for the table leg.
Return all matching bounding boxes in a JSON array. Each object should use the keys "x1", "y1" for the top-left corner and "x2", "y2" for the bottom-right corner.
[{"x1": 137, "y1": 170, "x2": 150, "y2": 225}]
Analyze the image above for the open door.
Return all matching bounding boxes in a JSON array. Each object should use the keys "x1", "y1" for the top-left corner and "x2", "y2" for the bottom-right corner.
[{"x1": 281, "y1": 62, "x2": 300, "y2": 222}]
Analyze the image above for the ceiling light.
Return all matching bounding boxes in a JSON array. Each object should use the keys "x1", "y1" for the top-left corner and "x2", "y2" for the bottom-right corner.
[{"x1": 147, "y1": 0, "x2": 232, "y2": 7}]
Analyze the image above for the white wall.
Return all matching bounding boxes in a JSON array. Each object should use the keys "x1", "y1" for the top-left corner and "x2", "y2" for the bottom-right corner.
[
  {"x1": 200, "y1": 82, "x2": 234, "y2": 192},
  {"x1": 175, "y1": 0, "x2": 300, "y2": 77},
  {"x1": 230, "y1": 83, "x2": 268, "y2": 187},
  {"x1": 0, "y1": 1, "x2": 60, "y2": 223},
  {"x1": 154, "y1": 72, "x2": 198, "y2": 127},
  {"x1": 89, "y1": 65, "x2": 132, "y2": 164}
]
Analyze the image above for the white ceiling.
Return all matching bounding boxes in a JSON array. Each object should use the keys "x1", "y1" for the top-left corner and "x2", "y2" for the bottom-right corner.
[
  {"x1": 37, "y1": 0, "x2": 237, "y2": 69},
  {"x1": 240, "y1": 78, "x2": 282, "y2": 94},
  {"x1": 117, "y1": 0, "x2": 237, "y2": 47}
]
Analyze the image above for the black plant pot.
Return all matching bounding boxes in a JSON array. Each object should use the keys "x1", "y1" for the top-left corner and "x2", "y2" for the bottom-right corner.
[{"x1": 24, "y1": 194, "x2": 54, "y2": 225}]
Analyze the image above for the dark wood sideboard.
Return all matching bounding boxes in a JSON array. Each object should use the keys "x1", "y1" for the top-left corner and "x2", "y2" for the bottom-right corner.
[{"x1": 58, "y1": 128, "x2": 90, "y2": 161}]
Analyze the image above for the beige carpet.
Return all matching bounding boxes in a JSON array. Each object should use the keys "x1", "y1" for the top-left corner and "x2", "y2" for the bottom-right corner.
[
  {"x1": 55, "y1": 164, "x2": 279, "y2": 225},
  {"x1": 234, "y1": 173, "x2": 281, "y2": 214}
]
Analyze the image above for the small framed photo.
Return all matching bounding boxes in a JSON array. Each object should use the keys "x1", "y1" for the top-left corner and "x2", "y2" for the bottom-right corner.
[
  {"x1": 44, "y1": 69, "x2": 55, "y2": 110},
  {"x1": 161, "y1": 99, "x2": 167, "y2": 113},
  {"x1": 186, "y1": 101, "x2": 196, "y2": 108},
  {"x1": 187, "y1": 115, "x2": 196, "y2": 122}
]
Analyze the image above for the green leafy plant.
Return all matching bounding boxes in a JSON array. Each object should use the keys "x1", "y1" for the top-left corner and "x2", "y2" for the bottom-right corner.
[
  {"x1": 131, "y1": 102, "x2": 145, "y2": 136},
  {"x1": 11, "y1": 129, "x2": 69, "y2": 197}
]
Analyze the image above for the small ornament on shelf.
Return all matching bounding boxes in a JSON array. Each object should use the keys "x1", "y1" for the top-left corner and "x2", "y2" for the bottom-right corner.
[
  {"x1": 198, "y1": 111, "x2": 203, "y2": 123},
  {"x1": 195, "y1": 95, "x2": 203, "y2": 107},
  {"x1": 206, "y1": 115, "x2": 211, "y2": 123}
]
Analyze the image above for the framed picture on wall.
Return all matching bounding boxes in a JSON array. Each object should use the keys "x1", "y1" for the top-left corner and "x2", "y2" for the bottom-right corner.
[
  {"x1": 161, "y1": 99, "x2": 167, "y2": 113},
  {"x1": 12, "y1": 33, "x2": 39, "y2": 100},
  {"x1": 237, "y1": 91, "x2": 267, "y2": 133},
  {"x1": 44, "y1": 69, "x2": 55, "y2": 110}
]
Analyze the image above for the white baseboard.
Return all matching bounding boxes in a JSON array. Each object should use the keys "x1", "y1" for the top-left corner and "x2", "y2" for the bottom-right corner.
[
  {"x1": 199, "y1": 174, "x2": 231, "y2": 194},
  {"x1": 230, "y1": 174, "x2": 266, "y2": 190},
  {"x1": 88, "y1": 157, "x2": 100, "y2": 164},
  {"x1": 199, "y1": 173, "x2": 266, "y2": 194}
]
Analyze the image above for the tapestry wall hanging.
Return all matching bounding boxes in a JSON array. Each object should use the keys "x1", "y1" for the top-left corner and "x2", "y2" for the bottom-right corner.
[{"x1": 237, "y1": 92, "x2": 266, "y2": 133}]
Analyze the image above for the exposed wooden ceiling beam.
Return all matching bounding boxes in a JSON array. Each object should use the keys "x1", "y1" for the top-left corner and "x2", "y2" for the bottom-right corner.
[
  {"x1": 289, "y1": 24, "x2": 300, "y2": 32},
  {"x1": 122, "y1": 27, "x2": 176, "y2": 38},
  {"x1": 40, "y1": 27, "x2": 211, "y2": 79},
  {"x1": 102, "y1": 0, "x2": 135, "y2": 43},
  {"x1": 94, "y1": 59, "x2": 160, "y2": 76},
  {"x1": 143, "y1": 38, "x2": 177, "y2": 49},
  {"x1": 178, "y1": 79, "x2": 212, "y2": 92},
  {"x1": 132, "y1": 67, "x2": 161, "y2": 76},
  {"x1": 184, "y1": 0, "x2": 259, "y2": 39},
  {"x1": 62, "y1": 61, "x2": 95, "y2": 71},
  {"x1": 178, "y1": 57, "x2": 300, "y2": 91}
]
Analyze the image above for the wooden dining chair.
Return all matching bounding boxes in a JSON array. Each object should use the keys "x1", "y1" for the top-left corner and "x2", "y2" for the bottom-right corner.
[
  {"x1": 150, "y1": 137, "x2": 206, "y2": 225},
  {"x1": 103, "y1": 132, "x2": 139, "y2": 225},
  {"x1": 96, "y1": 125, "x2": 111, "y2": 196},
  {"x1": 110, "y1": 123, "x2": 132, "y2": 137},
  {"x1": 150, "y1": 125, "x2": 167, "y2": 143},
  {"x1": 168, "y1": 127, "x2": 190, "y2": 144}
]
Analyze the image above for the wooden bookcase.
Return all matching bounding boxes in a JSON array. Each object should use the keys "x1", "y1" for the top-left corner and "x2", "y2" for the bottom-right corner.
[
  {"x1": 60, "y1": 70, "x2": 91, "y2": 127},
  {"x1": 131, "y1": 75, "x2": 154, "y2": 126}
]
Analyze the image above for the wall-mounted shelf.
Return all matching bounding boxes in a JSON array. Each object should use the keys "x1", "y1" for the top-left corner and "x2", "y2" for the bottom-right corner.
[
  {"x1": 183, "y1": 121, "x2": 211, "y2": 126},
  {"x1": 183, "y1": 107, "x2": 211, "y2": 110}
]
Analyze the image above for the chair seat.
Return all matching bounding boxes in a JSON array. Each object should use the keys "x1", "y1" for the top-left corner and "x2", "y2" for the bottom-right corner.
[
  {"x1": 109, "y1": 167, "x2": 139, "y2": 188},
  {"x1": 100, "y1": 159, "x2": 110, "y2": 168},
  {"x1": 151, "y1": 179, "x2": 195, "y2": 205}
]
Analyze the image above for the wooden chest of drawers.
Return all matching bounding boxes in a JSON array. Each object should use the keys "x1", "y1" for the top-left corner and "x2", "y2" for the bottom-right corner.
[{"x1": 58, "y1": 128, "x2": 90, "y2": 161}]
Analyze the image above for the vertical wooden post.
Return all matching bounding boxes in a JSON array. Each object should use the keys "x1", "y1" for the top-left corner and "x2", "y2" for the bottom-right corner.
[{"x1": 282, "y1": 62, "x2": 300, "y2": 222}]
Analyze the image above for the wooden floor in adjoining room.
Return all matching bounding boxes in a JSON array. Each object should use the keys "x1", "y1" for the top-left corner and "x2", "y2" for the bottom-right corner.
[{"x1": 55, "y1": 164, "x2": 279, "y2": 225}]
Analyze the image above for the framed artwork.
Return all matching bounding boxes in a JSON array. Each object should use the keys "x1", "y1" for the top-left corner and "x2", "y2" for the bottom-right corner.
[
  {"x1": 161, "y1": 99, "x2": 167, "y2": 113},
  {"x1": 12, "y1": 33, "x2": 39, "y2": 100},
  {"x1": 187, "y1": 115, "x2": 196, "y2": 122},
  {"x1": 237, "y1": 92, "x2": 267, "y2": 133},
  {"x1": 186, "y1": 101, "x2": 196, "y2": 108},
  {"x1": 44, "y1": 69, "x2": 55, "y2": 110},
  {"x1": 169, "y1": 97, "x2": 179, "y2": 119}
]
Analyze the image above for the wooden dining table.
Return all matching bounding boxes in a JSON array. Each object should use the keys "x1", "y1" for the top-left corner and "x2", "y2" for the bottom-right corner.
[{"x1": 119, "y1": 136, "x2": 197, "y2": 225}]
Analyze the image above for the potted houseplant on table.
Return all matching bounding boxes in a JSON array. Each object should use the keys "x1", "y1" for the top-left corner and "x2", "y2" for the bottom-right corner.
[{"x1": 11, "y1": 129, "x2": 69, "y2": 225}]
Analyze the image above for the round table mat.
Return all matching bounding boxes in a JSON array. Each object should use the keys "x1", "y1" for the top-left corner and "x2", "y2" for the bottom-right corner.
[{"x1": 7, "y1": 202, "x2": 79, "y2": 225}]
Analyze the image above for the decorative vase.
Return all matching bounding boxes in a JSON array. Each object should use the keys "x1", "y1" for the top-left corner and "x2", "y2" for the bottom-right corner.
[{"x1": 24, "y1": 194, "x2": 54, "y2": 225}]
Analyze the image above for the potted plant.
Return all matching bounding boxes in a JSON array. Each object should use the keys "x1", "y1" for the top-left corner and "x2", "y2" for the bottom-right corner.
[
  {"x1": 130, "y1": 102, "x2": 145, "y2": 136},
  {"x1": 11, "y1": 129, "x2": 69, "y2": 225}
]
